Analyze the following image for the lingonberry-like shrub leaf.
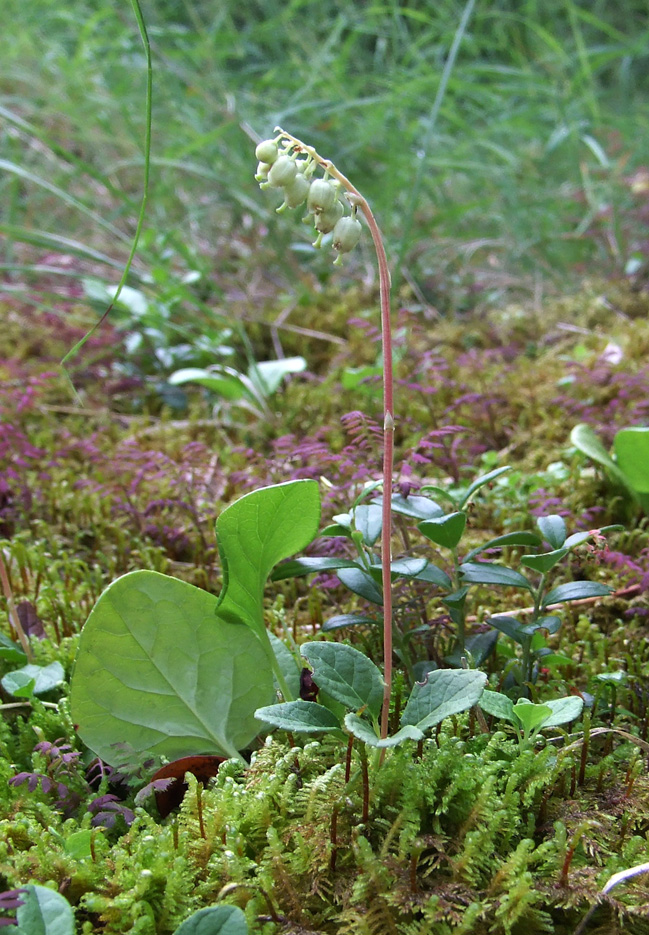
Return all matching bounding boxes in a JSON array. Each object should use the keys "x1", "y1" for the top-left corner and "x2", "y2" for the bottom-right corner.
[
  {"x1": 401, "y1": 669, "x2": 487, "y2": 733},
  {"x1": 301, "y1": 642, "x2": 385, "y2": 717},
  {"x1": 70, "y1": 481, "x2": 320, "y2": 764}
]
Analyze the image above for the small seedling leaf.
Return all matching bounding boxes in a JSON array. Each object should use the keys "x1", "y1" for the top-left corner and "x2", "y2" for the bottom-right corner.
[
  {"x1": 254, "y1": 700, "x2": 342, "y2": 734},
  {"x1": 543, "y1": 581, "x2": 612, "y2": 606},
  {"x1": 512, "y1": 700, "x2": 553, "y2": 732},
  {"x1": 14, "y1": 884, "x2": 75, "y2": 935},
  {"x1": 541, "y1": 695, "x2": 584, "y2": 727},
  {"x1": 401, "y1": 669, "x2": 487, "y2": 732},
  {"x1": 479, "y1": 689, "x2": 515, "y2": 723},
  {"x1": 301, "y1": 642, "x2": 385, "y2": 717},
  {"x1": 418, "y1": 512, "x2": 467, "y2": 549},
  {"x1": 2, "y1": 662, "x2": 64, "y2": 698},
  {"x1": 460, "y1": 563, "x2": 531, "y2": 590},
  {"x1": 172, "y1": 904, "x2": 248, "y2": 935},
  {"x1": 536, "y1": 514, "x2": 567, "y2": 549},
  {"x1": 344, "y1": 714, "x2": 423, "y2": 747}
]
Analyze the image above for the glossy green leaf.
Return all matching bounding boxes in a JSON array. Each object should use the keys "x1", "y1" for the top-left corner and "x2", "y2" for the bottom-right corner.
[
  {"x1": 520, "y1": 548, "x2": 568, "y2": 574},
  {"x1": 389, "y1": 557, "x2": 429, "y2": 578},
  {"x1": 14, "y1": 884, "x2": 75, "y2": 935},
  {"x1": 254, "y1": 700, "x2": 342, "y2": 733},
  {"x1": 70, "y1": 481, "x2": 321, "y2": 763},
  {"x1": 270, "y1": 557, "x2": 360, "y2": 580},
  {"x1": 168, "y1": 367, "x2": 248, "y2": 401},
  {"x1": 321, "y1": 614, "x2": 380, "y2": 632},
  {"x1": 460, "y1": 562, "x2": 531, "y2": 590},
  {"x1": 543, "y1": 580, "x2": 612, "y2": 607},
  {"x1": 344, "y1": 714, "x2": 423, "y2": 747},
  {"x1": 527, "y1": 615, "x2": 561, "y2": 636},
  {"x1": 64, "y1": 830, "x2": 97, "y2": 860},
  {"x1": 512, "y1": 700, "x2": 552, "y2": 733},
  {"x1": 173, "y1": 905, "x2": 248, "y2": 935},
  {"x1": 464, "y1": 531, "x2": 542, "y2": 562},
  {"x1": 418, "y1": 512, "x2": 467, "y2": 549},
  {"x1": 478, "y1": 689, "x2": 515, "y2": 723},
  {"x1": 336, "y1": 567, "x2": 383, "y2": 604},
  {"x1": 2, "y1": 662, "x2": 64, "y2": 698},
  {"x1": 445, "y1": 629, "x2": 499, "y2": 667},
  {"x1": 614, "y1": 427, "x2": 649, "y2": 493},
  {"x1": 570, "y1": 423, "x2": 631, "y2": 489},
  {"x1": 248, "y1": 357, "x2": 306, "y2": 396},
  {"x1": 536, "y1": 515, "x2": 567, "y2": 549},
  {"x1": 459, "y1": 466, "x2": 511, "y2": 508},
  {"x1": 377, "y1": 494, "x2": 445, "y2": 520},
  {"x1": 401, "y1": 669, "x2": 487, "y2": 732},
  {"x1": 353, "y1": 503, "x2": 383, "y2": 546},
  {"x1": 301, "y1": 642, "x2": 385, "y2": 717},
  {"x1": 488, "y1": 615, "x2": 525, "y2": 643}
]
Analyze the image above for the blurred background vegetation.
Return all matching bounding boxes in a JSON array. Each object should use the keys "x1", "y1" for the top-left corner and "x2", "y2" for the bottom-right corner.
[{"x1": 1, "y1": 0, "x2": 648, "y2": 345}]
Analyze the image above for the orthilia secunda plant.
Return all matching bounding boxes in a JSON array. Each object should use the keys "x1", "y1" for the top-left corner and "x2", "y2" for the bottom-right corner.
[{"x1": 255, "y1": 127, "x2": 395, "y2": 738}]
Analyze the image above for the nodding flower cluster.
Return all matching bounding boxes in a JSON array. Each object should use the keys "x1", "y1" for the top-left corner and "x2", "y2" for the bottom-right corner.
[{"x1": 255, "y1": 135, "x2": 362, "y2": 265}]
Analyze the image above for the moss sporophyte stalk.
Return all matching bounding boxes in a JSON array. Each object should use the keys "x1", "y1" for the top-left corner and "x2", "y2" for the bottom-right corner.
[{"x1": 255, "y1": 127, "x2": 396, "y2": 738}]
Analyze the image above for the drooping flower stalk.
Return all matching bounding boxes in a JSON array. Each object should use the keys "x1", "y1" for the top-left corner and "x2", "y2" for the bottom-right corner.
[{"x1": 258, "y1": 128, "x2": 394, "y2": 737}]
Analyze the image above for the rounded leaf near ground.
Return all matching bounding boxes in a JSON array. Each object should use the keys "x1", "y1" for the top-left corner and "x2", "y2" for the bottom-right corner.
[
  {"x1": 301, "y1": 642, "x2": 385, "y2": 717},
  {"x1": 14, "y1": 884, "x2": 75, "y2": 935},
  {"x1": 254, "y1": 700, "x2": 342, "y2": 734},
  {"x1": 401, "y1": 669, "x2": 487, "y2": 733},
  {"x1": 418, "y1": 512, "x2": 467, "y2": 549},
  {"x1": 172, "y1": 905, "x2": 248, "y2": 935}
]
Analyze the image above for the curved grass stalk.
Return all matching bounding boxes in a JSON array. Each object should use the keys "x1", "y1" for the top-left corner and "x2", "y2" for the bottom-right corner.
[{"x1": 273, "y1": 128, "x2": 394, "y2": 737}]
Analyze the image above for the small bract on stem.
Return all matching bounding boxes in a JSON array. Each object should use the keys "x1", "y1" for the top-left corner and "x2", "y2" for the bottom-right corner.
[{"x1": 255, "y1": 127, "x2": 395, "y2": 738}]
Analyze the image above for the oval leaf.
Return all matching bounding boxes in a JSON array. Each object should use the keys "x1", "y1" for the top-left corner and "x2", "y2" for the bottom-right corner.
[
  {"x1": 536, "y1": 515, "x2": 567, "y2": 549},
  {"x1": 321, "y1": 614, "x2": 380, "y2": 632},
  {"x1": 460, "y1": 562, "x2": 531, "y2": 590},
  {"x1": 543, "y1": 581, "x2": 612, "y2": 607},
  {"x1": 520, "y1": 548, "x2": 568, "y2": 574},
  {"x1": 344, "y1": 713, "x2": 423, "y2": 747},
  {"x1": 254, "y1": 700, "x2": 342, "y2": 734},
  {"x1": 172, "y1": 905, "x2": 248, "y2": 935},
  {"x1": 2, "y1": 662, "x2": 64, "y2": 698},
  {"x1": 478, "y1": 689, "x2": 515, "y2": 723},
  {"x1": 270, "y1": 557, "x2": 360, "y2": 580},
  {"x1": 401, "y1": 669, "x2": 487, "y2": 732},
  {"x1": 542, "y1": 696, "x2": 584, "y2": 727},
  {"x1": 418, "y1": 512, "x2": 467, "y2": 550},
  {"x1": 15, "y1": 884, "x2": 75, "y2": 935},
  {"x1": 464, "y1": 531, "x2": 542, "y2": 562},
  {"x1": 301, "y1": 642, "x2": 385, "y2": 717},
  {"x1": 336, "y1": 567, "x2": 384, "y2": 605},
  {"x1": 614, "y1": 427, "x2": 649, "y2": 494}
]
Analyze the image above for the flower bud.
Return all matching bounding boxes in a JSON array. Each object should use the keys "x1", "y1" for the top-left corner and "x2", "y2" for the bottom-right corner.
[
  {"x1": 307, "y1": 178, "x2": 337, "y2": 214},
  {"x1": 255, "y1": 139, "x2": 279, "y2": 164},
  {"x1": 332, "y1": 216, "x2": 362, "y2": 253},
  {"x1": 283, "y1": 174, "x2": 310, "y2": 209},
  {"x1": 255, "y1": 161, "x2": 270, "y2": 181},
  {"x1": 314, "y1": 200, "x2": 343, "y2": 233},
  {"x1": 267, "y1": 155, "x2": 298, "y2": 188}
]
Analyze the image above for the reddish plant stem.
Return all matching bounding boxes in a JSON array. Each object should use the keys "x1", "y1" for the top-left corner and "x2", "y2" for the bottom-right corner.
[{"x1": 274, "y1": 127, "x2": 394, "y2": 739}]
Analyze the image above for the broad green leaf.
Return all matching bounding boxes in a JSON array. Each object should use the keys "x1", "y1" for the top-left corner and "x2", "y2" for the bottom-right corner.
[
  {"x1": 536, "y1": 515, "x2": 567, "y2": 549},
  {"x1": 322, "y1": 614, "x2": 380, "y2": 632},
  {"x1": 543, "y1": 581, "x2": 612, "y2": 607},
  {"x1": 344, "y1": 714, "x2": 423, "y2": 747},
  {"x1": 389, "y1": 557, "x2": 429, "y2": 578},
  {"x1": 401, "y1": 669, "x2": 487, "y2": 732},
  {"x1": 64, "y1": 830, "x2": 97, "y2": 860},
  {"x1": 173, "y1": 905, "x2": 248, "y2": 935},
  {"x1": 526, "y1": 615, "x2": 561, "y2": 636},
  {"x1": 353, "y1": 504, "x2": 383, "y2": 546},
  {"x1": 215, "y1": 480, "x2": 320, "y2": 638},
  {"x1": 336, "y1": 567, "x2": 384, "y2": 605},
  {"x1": 464, "y1": 531, "x2": 542, "y2": 562},
  {"x1": 542, "y1": 696, "x2": 584, "y2": 727},
  {"x1": 2, "y1": 662, "x2": 64, "y2": 698},
  {"x1": 270, "y1": 557, "x2": 360, "y2": 580},
  {"x1": 15, "y1": 884, "x2": 74, "y2": 935},
  {"x1": 460, "y1": 563, "x2": 531, "y2": 590},
  {"x1": 478, "y1": 689, "x2": 515, "y2": 723},
  {"x1": 341, "y1": 364, "x2": 383, "y2": 390},
  {"x1": 376, "y1": 494, "x2": 445, "y2": 520},
  {"x1": 459, "y1": 466, "x2": 511, "y2": 508},
  {"x1": 70, "y1": 571, "x2": 273, "y2": 762},
  {"x1": 0, "y1": 632, "x2": 27, "y2": 665},
  {"x1": 520, "y1": 549, "x2": 568, "y2": 574},
  {"x1": 614, "y1": 427, "x2": 649, "y2": 493},
  {"x1": 71, "y1": 481, "x2": 320, "y2": 764},
  {"x1": 418, "y1": 512, "x2": 467, "y2": 549},
  {"x1": 248, "y1": 357, "x2": 306, "y2": 396},
  {"x1": 321, "y1": 523, "x2": 353, "y2": 538},
  {"x1": 445, "y1": 630, "x2": 499, "y2": 667},
  {"x1": 512, "y1": 700, "x2": 552, "y2": 733},
  {"x1": 488, "y1": 615, "x2": 525, "y2": 643},
  {"x1": 570, "y1": 423, "x2": 631, "y2": 490},
  {"x1": 410, "y1": 562, "x2": 453, "y2": 589},
  {"x1": 254, "y1": 700, "x2": 342, "y2": 733},
  {"x1": 301, "y1": 642, "x2": 385, "y2": 717}
]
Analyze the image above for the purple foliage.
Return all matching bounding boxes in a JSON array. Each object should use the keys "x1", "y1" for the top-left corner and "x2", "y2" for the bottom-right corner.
[{"x1": 0, "y1": 889, "x2": 24, "y2": 928}]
